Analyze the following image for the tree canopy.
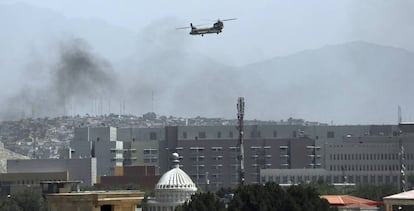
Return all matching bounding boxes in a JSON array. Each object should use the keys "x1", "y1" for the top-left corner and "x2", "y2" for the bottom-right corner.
[
  {"x1": 228, "y1": 182, "x2": 332, "y2": 211},
  {"x1": 175, "y1": 182, "x2": 335, "y2": 211},
  {"x1": 175, "y1": 192, "x2": 226, "y2": 211}
]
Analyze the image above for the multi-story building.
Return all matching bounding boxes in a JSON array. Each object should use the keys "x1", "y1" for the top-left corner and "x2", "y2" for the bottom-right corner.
[
  {"x1": 261, "y1": 124, "x2": 414, "y2": 190},
  {"x1": 72, "y1": 123, "x2": 414, "y2": 191},
  {"x1": 117, "y1": 127, "x2": 163, "y2": 167},
  {"x1": 71, "y1": 127, "x2": 123, "y2": 176},
  {"x1": 158, "y1": 125, "x2": 321, "y2": 190}
]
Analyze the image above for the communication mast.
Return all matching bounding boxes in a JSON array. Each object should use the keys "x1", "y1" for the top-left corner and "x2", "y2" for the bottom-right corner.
[
  {"x1": 400, "y1": 141, "x2": 407, "y2": 192},
  {"x1": 237, "y1": 97, "x2": 245, "y2": 186},
  {"x1": 399, "y1": 123, "x2": 407, "y2": 192}
]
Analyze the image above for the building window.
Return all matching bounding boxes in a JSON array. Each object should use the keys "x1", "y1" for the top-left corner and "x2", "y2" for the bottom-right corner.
[
  {"x1": 211, "y1": 147, "x2": 223, "y2": 152},
  {"x1": 327, "y1": 131, "x2": 335, "y2": 138},
  {"x1": 213, "y1": 156, "x2": 223, "y2": 161},
  {"x1": 385, "y1": 176, "x2": 390, "y2": 184},
  {"x1": 144, "y1": 149, "x2": 157, "y2": 155},
  {"x1": 198, "y1": 132, "x2": 206, "y2": 139},
  {"x1": 149, "y1": 132, "x2": 157, "y2": 140},
  {"x1": 183, "y1": 132, "x2": 187, "y2": 139},
  {"x1": 371, "y1": 175, "x2": 376, "y2": 183}
]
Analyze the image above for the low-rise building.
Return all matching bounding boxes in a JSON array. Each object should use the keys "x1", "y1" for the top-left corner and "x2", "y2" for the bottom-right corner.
[
  {"x1": 46, "y1": 190, "x2": 145, "y2": 211},
  {"x1": 7, "y1": 158, "x2": 96, "y2": 186}
]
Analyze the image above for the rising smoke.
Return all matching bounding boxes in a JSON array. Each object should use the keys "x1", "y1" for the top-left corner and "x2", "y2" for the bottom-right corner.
[
  {"x1": 0, "y1": 38, "x2": 119, "y2": 120},
  {"x1": 52, "y1": 38, "x2": 118, "y2": 106}
]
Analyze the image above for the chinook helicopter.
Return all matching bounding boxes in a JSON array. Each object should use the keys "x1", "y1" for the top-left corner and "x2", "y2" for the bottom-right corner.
[{"x1": 176, "y1": 18, "x2": 236, "y2": 36}]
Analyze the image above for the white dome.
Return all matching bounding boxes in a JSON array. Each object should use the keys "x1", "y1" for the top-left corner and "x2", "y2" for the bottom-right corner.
[
  {"x1": 155, "y1": 167, "x2": 197, "y2": 191},
  {"x1": 150, "y1": 153, "x2": 197, "y2": 206}
]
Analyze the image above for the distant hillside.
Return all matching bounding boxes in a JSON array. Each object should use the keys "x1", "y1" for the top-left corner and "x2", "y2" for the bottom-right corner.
[
  {"x1": 0, "y1": 147, "x2": 29, "y2": 173},
  {"x1": 237, "y1": 41, "x2": 414, "y2": 124}
]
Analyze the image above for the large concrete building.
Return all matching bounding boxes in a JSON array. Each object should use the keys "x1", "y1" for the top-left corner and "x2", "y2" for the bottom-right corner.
[
  {"x1": 72, "y1": 123, "x2": 414, "y2": 191},
  {"x1": 158, "y1": 125, "x2": 321, "y2": 190},
  {"x1": 261, "y1": 124, "x2": 414, "y2": 190},
  {"x1": 71, "y1": 127, "x2": 123, "y2": 176}
]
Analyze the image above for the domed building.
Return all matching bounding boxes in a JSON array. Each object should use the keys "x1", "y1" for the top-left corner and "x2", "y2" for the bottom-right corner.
[{"x1": 147, "y1": 153, "x2": 197, "y2": 211}]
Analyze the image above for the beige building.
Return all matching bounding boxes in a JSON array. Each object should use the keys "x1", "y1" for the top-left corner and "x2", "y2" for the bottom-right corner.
[
  {"x1": 0, "y1": 171, "x2": 68, "y2": 194},
  {"x1": 383, "y1": 190, "x2": 414, "y2": 211},
  {"x1": 46, "y1": 190, "x2": 145, "y2": 211}
]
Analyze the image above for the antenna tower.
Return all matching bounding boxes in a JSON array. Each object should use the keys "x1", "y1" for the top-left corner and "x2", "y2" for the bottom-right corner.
[
  {"x1": 237, "y1": 97, "x2": 245, "y2": 185},
  {"x1": 398, "y1": 105, "x2": 402, "y2": 124}
]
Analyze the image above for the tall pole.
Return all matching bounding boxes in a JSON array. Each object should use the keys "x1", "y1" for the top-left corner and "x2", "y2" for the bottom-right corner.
[
  {"x1": 237, "y1": 97, "x2": 245, "y2": 186},
  {"x1": 399, "y1": 128, "x2": 407, "y2": 192}
]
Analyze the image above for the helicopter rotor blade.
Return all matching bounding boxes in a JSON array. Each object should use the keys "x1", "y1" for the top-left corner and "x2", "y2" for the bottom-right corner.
[
  {"x1": 221, "y1": 18, "x2": 237, "y2": 21},
  {"x1": 194, "y1": 23, "x2": 210, "y2": 27},
  {"x1": 201, "y1": 19, "x2": 216, "y2": 22},
  {"x1": 176, "y1": 26, "x2": 190, "y2": 30}
]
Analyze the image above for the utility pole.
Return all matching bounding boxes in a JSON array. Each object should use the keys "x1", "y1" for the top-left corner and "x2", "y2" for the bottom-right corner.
[
  {"x1": 237, "y1": 97, "x2": 245, "y2": 186},
  {"x1": 399, "y1": 124, "x2": 407, "y2": 192}
]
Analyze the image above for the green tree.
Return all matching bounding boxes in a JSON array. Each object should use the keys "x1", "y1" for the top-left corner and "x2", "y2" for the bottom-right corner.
[
  {"x1": 353, "y1": 184, "x2": 399, "y2": 201},
  {"x1": 308, "y1": 181, "x2": 340, "y2": 195},
  {"x1": 175, "y1": 192, "x2": 226, "y2": 211},
  {"x1": 287, "y1": 184, "x2": 332, "y2": 211},
  {"x1": 228, "y1": 182, "x2": 334, "y2": 211},
  {"x1": 0, "y1": 187, "x2": 47, "y2": 211},
  {"x1": 215, "y1": 187, "x2": 235, "y2": 198}
]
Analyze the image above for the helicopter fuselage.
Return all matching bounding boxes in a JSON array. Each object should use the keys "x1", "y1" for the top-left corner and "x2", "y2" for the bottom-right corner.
[{"x1": 190, "y1": 21, "x2": 224, "y2": 36}]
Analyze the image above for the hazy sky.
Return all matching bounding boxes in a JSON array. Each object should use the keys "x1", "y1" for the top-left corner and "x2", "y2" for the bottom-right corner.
[
  {"x1": 2, "y1": 0, "x2": 414, "y2": 65},
  {"x1": 1, "y1": 0, "x2": 414, "y2": 123}
]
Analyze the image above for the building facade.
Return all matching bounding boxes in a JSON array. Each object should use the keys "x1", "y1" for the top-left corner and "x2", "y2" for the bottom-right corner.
[
  {"x1": 117, "y1": 127, "x2": 163, "y2": 167},
  {"x1": 71, "y1": 127, "x2": 123, "y2": 176},
  {"x1": 46, "y1": 191, "x2": 144, "y2": 211},
  {"x1": 71, "y1": 123, "x2": 414, "y2": 190},
  {"x1": 7, "y1": 158, "x2": 96, "y2": 186},
  {"x1": 158, "y1": 125, "x2": 321, "y2": 190}
]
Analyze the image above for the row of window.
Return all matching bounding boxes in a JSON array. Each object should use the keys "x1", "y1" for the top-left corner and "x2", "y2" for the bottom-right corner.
[
  {"x1": 143, "y1": 149, "x2": 158, "y2": 155},
  {"x1": 181, "y1": 130, "x2": 341, "y2": 139},
  {"x1": 263, "y1": 174, "x2": 399, "y2": 184},
  {"x1": 330, "y1": 153, "x2": 414, "y2": 161},
  {"x1": 144, "y1": 158, "x2": 158, "y2": 163},
  {"x1": 329, "y1": 143, "x2": 398, "y2": 148},
  {"x1": 186, "y1": 154, "x2": 275, "y2": 162},
  {"x1": 329, "y1": 164, "x2": 413, "y2": 171},
  {"x1": 179, "y1": 146, "x2": 317, "y2": 154},
  {"x1": 183, "y1": 131, "x2": 278, "y2": 139},
  {"x1": 130, "y1": 132, "x2": 159, "y2": 141},
  {"x1": 329, "y1": 164, "x2": 409, "y2": 171}
]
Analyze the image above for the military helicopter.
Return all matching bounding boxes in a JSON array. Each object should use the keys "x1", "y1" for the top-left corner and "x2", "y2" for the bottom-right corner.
[{"x1": 176, "y1": 18, "x2": 236, "y2": 36}]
